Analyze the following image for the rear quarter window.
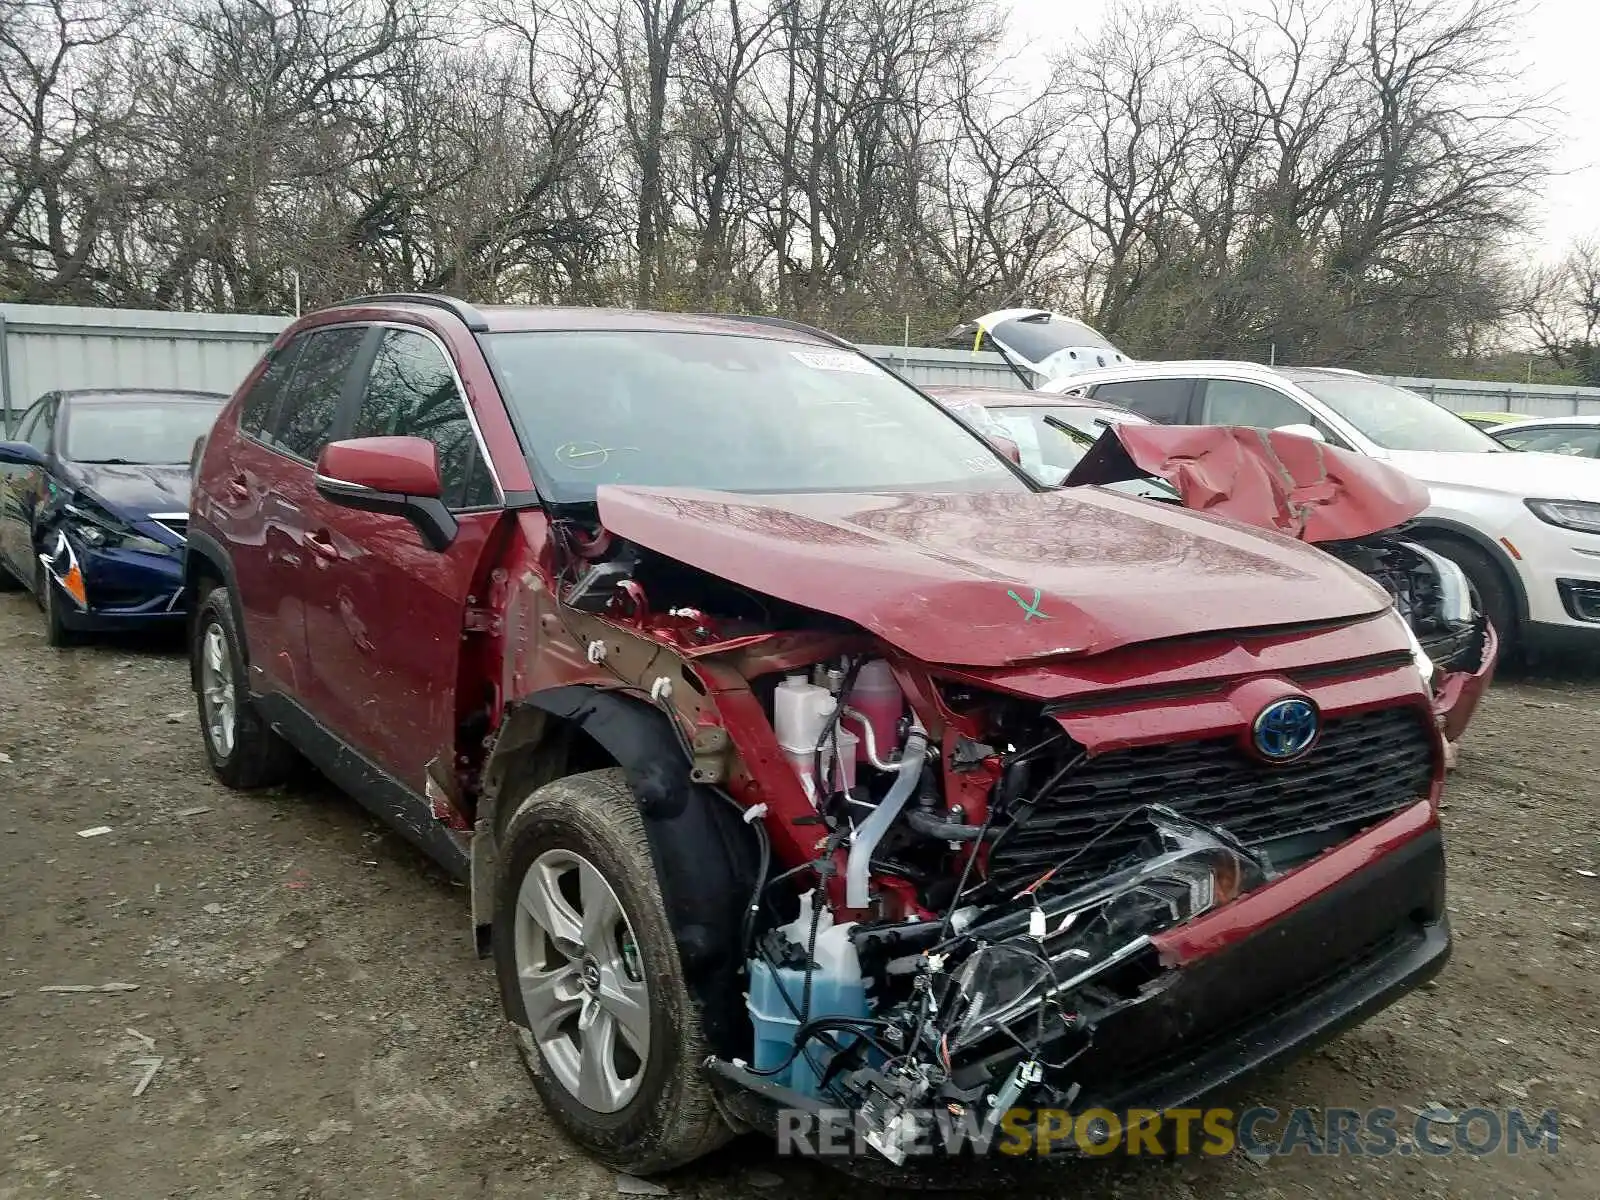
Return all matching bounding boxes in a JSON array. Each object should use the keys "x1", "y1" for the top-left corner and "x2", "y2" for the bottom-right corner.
[{"x1": 239, "y1": 338, "x2": 306, "y2": 438}]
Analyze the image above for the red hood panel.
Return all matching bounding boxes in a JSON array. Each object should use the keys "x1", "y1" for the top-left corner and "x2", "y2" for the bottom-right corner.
[
  {"x1": 596, "y1": 486, "x2": 1391, "y2": 667},
  {"x1": 1063, "y1": 425, "x2": 1430, "y2": 542}
]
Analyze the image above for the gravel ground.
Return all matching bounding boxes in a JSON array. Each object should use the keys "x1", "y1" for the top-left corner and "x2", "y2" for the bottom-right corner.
[{"x1": 1, "y1": 588, "x2": 1596, "y2": 1199}]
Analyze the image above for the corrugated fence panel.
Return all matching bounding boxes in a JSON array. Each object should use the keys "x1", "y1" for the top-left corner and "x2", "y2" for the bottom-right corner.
[
  {"x1": 863, "y1": 345, "x2": 1020, "y2": 387},
  {"x1": 0, "y1": 303, "x2": 289, "y2": 428},
  {"x1": 4, "y1": 310, "x2": 1598, "y2": 425}
]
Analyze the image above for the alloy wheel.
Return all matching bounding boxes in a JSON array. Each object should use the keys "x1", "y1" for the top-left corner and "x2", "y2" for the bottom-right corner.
[
  {"x1": 512, "y1": 849, "x2": 650, "y2": 1113},
  {"x1": 199, "y1": 622, "x2": 237, "y2": 758}
]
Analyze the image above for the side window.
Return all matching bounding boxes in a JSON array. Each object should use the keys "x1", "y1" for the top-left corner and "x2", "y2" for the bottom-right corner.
[
  {"x1": 269, "y1": 326, "x2": 367, "y2": 462},
  {"x1": 12, "y1": 400, "x2": 46, "y2": 448},
  {"x1": 1198, "y1": 379, "x2": 1314, "y2": 429},
  {"x1": 352, "y1": 329, "x2": 497, "y2": 509},
  {"x1": 1090, "y1": 378, "x2": 1194, "y2": 423},
  {"x1": 1499, "y1": 426, "x2": 1600, "y2": 457},
  {"x1": 240, "y1": 336, "x2": 307, "y2": 437},
  {"x1": 24, "y1": 401, "x2": 56, "y2": 453}
]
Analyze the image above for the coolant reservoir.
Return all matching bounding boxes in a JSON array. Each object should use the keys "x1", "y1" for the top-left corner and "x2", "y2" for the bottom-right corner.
[
  {"x1": 776, "y1": 676, "x2": 843, "y2": 803},
  {"x1": 845, "y1": 659, "x2": 903, "y2": 763}
]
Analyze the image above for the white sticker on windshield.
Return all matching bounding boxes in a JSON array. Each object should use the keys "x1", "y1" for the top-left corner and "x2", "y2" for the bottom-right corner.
[{"x1": 790, "y1": 350, "x2": 877, "y2": 374}]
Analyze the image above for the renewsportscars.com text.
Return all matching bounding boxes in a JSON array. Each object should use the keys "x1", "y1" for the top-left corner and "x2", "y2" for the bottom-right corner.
[{"x1": 775, "y1": 1105, "x2": 1562, "y2": 1159}]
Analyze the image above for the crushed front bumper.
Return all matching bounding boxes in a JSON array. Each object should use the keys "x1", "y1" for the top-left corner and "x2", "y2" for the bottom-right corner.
[
  {"x1": 709, "y1": 799, "x2": 1449, "y2": 1169},
  {"x1": 1429, "y1": 621, "x2": 1498, "y2": 744},
  {"x1": 41, "y1": 533, "x2": 186, "y2": 631}
]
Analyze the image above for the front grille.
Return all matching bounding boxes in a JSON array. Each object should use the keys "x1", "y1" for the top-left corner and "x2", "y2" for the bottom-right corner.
[
  {"x1": 987, "y1": 707, "x2": 1435, "y2": 896},
  {"x1": 151, "y1": 516, "x2": 188, "y2": 542}
]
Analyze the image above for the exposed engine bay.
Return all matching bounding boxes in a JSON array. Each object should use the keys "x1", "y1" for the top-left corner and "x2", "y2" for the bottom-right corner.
[{"x1": 538, "y1": 512, "x2": 1443, "y2": 1163}]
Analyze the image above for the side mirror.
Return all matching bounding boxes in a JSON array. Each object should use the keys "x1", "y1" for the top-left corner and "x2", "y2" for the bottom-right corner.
[
  {"x1": 314, "y1": 436, "x2": 458, "y2": 552},
  {"x1": 1274, "y1": 422, "x2": 1326, "y2": 443},
  {"x1": 0, "y1": 441, "x2": 46, "y2": 467},
  {"x1": 990, "y1": 434, "x2": 1023, "y2": 465}
]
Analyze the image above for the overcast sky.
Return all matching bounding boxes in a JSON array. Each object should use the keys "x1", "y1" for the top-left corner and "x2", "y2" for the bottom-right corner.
[{"x1": 999, "y1": 0, "x2": 1597, "y2": 262}]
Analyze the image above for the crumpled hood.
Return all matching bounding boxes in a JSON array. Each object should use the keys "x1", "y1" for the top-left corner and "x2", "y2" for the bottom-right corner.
[
  {"x1": 1064, "y1": 425, "x2": 1430, "y2": 542},
  {"x1": 596, "y1": 485, "x2": 1392, "y2": 668},
  {"x1": 62, "y1": 460, "x2": 190, "y2": 517},
  {"x1": 1384, "y1": 446, "x2": 1600, "y2": 501}
]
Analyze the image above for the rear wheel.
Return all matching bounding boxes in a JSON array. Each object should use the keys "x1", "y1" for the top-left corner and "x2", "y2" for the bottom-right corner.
[
  {"x1": 192, "y1": 585, "x2": 297, "y2": 788},
  {"x1": 492, "y1": 768, "x2": 731, "y2": 1175}
]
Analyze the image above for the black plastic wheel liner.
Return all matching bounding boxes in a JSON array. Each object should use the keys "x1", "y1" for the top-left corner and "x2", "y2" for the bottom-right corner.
[{"x1": 501, "y1": 686, "x2": 759, "y2": 1059}]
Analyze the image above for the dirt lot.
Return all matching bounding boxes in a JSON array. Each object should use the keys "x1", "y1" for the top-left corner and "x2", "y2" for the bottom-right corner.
[{"x1": 1, "y1": 590, "x2": 1597, "y2": 1199}]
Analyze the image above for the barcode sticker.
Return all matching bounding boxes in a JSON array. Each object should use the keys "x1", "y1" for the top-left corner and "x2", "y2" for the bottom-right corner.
[{"x1": 790, "y1": 350, "x2": 877, "y2": 374}]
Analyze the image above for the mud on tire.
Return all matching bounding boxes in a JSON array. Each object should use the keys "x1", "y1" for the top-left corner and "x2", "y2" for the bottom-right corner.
[{"x1": 491, "y1": 768, "x2": 732, "y2": 1175}]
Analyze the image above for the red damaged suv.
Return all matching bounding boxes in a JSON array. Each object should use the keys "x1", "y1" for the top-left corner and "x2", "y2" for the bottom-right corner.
[{"x1": 186, "y1": 295, "x2": 1452, "y2": 1176}]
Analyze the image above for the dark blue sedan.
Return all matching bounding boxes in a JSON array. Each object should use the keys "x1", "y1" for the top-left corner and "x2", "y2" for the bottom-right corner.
[{"x1": 0, "y1": 388, "x2": 225, "y2": 645}]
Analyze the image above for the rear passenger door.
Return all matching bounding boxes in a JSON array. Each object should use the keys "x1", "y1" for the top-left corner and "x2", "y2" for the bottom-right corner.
[
  {"x1": 298, "y1": 325, "x2": 501, "y2": 797},
  {"x1": 211, "y1": 325, "x2": 369, "y2": 698},
  {"x1": 1086, "y1": 378, "x2": 1197, "y2": 423}
]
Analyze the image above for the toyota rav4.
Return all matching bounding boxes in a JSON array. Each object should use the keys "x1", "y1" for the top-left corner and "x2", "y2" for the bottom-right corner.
[{"x1": 185, "y1": 295, "x2": 1453, "y2": 1177}]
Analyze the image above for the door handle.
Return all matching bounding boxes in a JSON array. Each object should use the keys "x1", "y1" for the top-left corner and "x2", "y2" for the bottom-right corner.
[{"x1": 306, "y1": 529, "x2": 340, "y2": 562}]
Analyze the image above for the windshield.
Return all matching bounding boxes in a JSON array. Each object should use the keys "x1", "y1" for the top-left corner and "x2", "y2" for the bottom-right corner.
[
  {"x1": 65, "y1": 398, "x2": 223, "y2": 464},
  {"x1": 989, "y1": 315, "x2": 1120, "y2": 363},
  {"x1": 1292, "y1": 377, "x2": 1504, "y2": 453},
  {"x1": 483, "y1": 331, "x2": 1024, "y2": 503}
]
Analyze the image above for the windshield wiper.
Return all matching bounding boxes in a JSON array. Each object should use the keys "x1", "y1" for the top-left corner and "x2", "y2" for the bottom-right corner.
[{"x1": 1041, "y1": 414, "x2": 1179, "y2": 498}]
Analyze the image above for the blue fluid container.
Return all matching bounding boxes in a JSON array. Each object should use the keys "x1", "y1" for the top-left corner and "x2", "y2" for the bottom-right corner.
[{"x1": 746, "y1": 957, "x2": 870, "y2": 1098}]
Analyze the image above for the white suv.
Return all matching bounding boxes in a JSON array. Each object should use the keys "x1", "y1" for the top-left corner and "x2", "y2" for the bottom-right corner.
[{"x1": 1044, "y1": 360, "x2": 1600, "y2": 655}]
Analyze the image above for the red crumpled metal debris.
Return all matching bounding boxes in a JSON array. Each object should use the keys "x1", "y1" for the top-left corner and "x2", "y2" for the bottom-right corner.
[{"x1": 1063, "y1": 424, "x2": 1430, "y2": 543}]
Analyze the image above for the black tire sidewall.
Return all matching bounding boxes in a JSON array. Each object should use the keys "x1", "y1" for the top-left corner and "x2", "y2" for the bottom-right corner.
[
  {"x1": 1427, "y1": 538, "x2": 1517, "y2": 652},
  {"x1": 42, "y1": 573, "x2": 75, "y2": 647},
  {"x1": 491, "y1": 773, "x2": 706, "y2": 1166}
]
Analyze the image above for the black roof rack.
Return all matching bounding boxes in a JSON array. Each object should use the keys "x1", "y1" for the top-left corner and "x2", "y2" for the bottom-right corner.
[{"x1": 326, "y1": 293, "x2": 489, "y2": 332}]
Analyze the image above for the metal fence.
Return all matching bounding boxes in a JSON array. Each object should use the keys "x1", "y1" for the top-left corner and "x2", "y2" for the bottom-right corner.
[
  {"x1": 0, "y1": 303, "x2": 288, "y2": 429},
  {"x1": 3, "y1": 303, "x2": 1597, "y2": 428}
]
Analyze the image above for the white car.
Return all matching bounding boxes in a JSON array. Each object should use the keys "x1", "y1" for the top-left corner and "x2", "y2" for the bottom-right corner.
[
  {"x1": 940, "y1": 308, "x2": 1134, "y2": 384},
  {"x1": 1044, "y1": 360, "x2": 1600, "y2": 655},
  {"x1": 1489, "y1": 414, "x2": 1600, "y2": 459}
]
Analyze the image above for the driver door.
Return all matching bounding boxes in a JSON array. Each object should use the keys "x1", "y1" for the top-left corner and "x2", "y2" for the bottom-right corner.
[{"x1": 298, "y1": 326, "x2": 502, "y2": 797}]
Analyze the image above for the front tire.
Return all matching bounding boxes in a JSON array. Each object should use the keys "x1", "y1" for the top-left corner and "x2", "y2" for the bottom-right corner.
[
  {"x1": 192, "y1": 586, "x2": 297, "y2": 788},
  {"x1": 492, "y1": 768, "x2": 731, "y2": 1174},
  {"x1": 1422, "y1": 536, "x2": 1519, "y2": 660},
  {"x1": 41, "y1": 573, "x2": 80, "y2": 648}
]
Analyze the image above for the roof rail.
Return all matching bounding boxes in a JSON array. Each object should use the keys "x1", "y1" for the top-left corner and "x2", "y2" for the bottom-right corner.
[
  {"x1": 706, "y1": 312, "x2": 861, "y2": 354},
  {"x1": 325, "y1": 293, "x2": 489, "y2": 332}
]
